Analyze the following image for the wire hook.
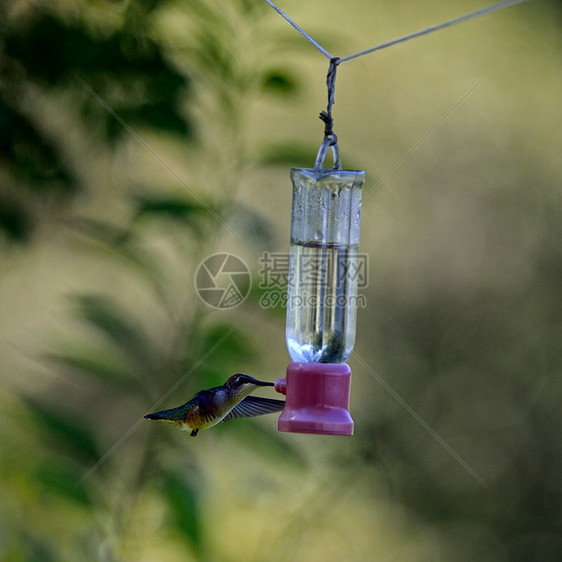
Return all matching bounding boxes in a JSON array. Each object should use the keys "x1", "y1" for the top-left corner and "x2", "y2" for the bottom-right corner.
[{"x1": 319, "y1": 57, "x2": 340, "y2": 147}]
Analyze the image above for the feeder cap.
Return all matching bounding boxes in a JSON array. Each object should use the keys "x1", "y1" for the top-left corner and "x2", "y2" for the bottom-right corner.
[{"x1": 277, "y1": 362, "x2": 353, "y2": 436}]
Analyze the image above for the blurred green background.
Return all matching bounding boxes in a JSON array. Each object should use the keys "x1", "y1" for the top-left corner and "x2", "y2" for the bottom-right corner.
[{"x1": 1, "y1": 0, "x2": 561, "y2": 560}]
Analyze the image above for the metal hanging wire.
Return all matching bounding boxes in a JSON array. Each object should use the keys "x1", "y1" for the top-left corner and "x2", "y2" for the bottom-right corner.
[
  {"x1": 263, "y1": 0, "x2": 532, "y2": 148},
  {"x1": 264, "y1": 0, "x2": 531, "y2": 63}
]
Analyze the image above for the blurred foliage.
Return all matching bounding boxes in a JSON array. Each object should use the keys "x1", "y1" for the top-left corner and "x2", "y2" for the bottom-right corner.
[
  {"x1": 0, "y1": 0, "x2": 304, "y2": 560},
  {"x1": 1, "y1": 0, "x2": 561, "y2": 561},
  {"x1": 349, "y1": 152, "x2": 562, "y2": 560},
  {"x1": 0, "y1": 0, "x2": 192, "y2": 243}
]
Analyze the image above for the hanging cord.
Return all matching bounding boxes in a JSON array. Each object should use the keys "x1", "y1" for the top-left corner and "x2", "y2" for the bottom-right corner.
[
  {"x1": 338, "y1": 0, "x2": 531, "y2": 63},
  {"x1": 265, "y1": 0, "x2": 531, "y2": 155},
  {"x1": 262, "y1": 0, "x2": 335, "y2": 59},
  {"x1": 264, "y1": 0, "x2": 532, "y2": 63},
  {"x1": 315, "y1": 57, "x2": 342, "y2": 169},
  {"x1": 319, "y1": 57, "x2": 340, "y2": 147}
]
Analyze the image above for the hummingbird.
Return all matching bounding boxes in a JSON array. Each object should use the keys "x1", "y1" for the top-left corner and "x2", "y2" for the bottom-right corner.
[{"x1": 144, "y1": 374, "x2": 285, "y2": 437}]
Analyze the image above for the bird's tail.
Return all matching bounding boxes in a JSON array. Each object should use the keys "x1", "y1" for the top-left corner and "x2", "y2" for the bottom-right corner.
[{"x1": 144, "y1": 405, "x2": 184, "y2": 422}]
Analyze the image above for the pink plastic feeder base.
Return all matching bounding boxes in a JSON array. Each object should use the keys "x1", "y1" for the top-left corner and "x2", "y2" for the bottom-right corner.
[{"x1": 275, "y1": 362, "x2": 354, "y2": 436}]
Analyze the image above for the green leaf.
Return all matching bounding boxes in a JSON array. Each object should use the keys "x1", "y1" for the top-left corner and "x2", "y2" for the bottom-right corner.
[
  {"x1": 133, "y1": 194, "x2": 207, "y2": 224},
  {"x1": 0, "y1": 100, "x2": 74, "y2": 190},
  {"x1": 192, "y1": 28, "x2": 235, "y2": 83},
  {"x1": 130, "y1": 192, "x2": 212, "y2": 241},
  {"x1": 4, "y1": 14, "x2": 85, "y2": 84},
  {"x1": 259, "y1": 143, "x2": 319, "y2": 168},
  {"x1": 24, "y1": 398, "x2": 100, "y2": 465},
  {"x1": 69, "y1": 217, "x2": 131, "y2": 248},
  {"x1": 44, "y1": 343, "x2": 136, "y2": 389},
  {"x1": 0, "y1": 99, "x2": 77, "y2": 243},
  {"x1": 69, "y1": 218, "x2": 172, "y2": 310},
  {"x1": 70, "y1": 294, "x2": 152, "y2": 365},
  {"x1": 0, "y1": 199, "x2": 30, "y2": 243},
  {"x1": 22, "y1": 533, "x2": 57, "y2": 562},
  {"x1": 161, "y1": 472, "x2": 203, "y2": 552},
  {"x1": 105, "y1": 101, "x2": 191, "y2": 141},
  {"x1": 238, "y1": 0, "x2": 268, "y2": 15},
  {"x1": 261, "y1": 69, "x2": 299, "y2": 96},
  {"x1": 70, "y1": 218, "x2": 160, "y2": 278},
  {"x1": 5, "y1": 11, "x2": 192, "y2": 142},
  {"x1": 34, "y1": 465, "x2": 92, "y2": 506}
]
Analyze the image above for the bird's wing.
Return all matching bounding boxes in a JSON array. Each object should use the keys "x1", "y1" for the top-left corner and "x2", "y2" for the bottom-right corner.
[{"x1": 221, "y1": 396, "x2": 285, "y2": 422}]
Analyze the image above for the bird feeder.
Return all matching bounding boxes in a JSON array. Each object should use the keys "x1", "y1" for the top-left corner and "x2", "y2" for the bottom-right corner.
[{"x1": 275, "y1": 139, "x2": 365, "y2": 435}]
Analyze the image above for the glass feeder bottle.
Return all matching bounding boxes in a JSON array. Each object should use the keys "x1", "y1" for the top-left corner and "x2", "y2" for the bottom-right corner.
[
  {"x1": 286, "y1": 145, "x2": 365, "y2": 364},
  {"x1": 277, "y1": 142, "x2": 365, "y2": 436}
]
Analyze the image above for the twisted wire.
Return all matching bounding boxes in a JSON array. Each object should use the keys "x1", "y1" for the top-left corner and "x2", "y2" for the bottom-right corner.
[{"x1": 264, "y1": 0, "x2": 532, "y2": 144}]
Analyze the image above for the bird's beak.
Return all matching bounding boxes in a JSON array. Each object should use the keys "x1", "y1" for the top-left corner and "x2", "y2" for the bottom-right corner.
[{"x1": 252, "y1": 379, "x2": 274, "y2": 387}]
